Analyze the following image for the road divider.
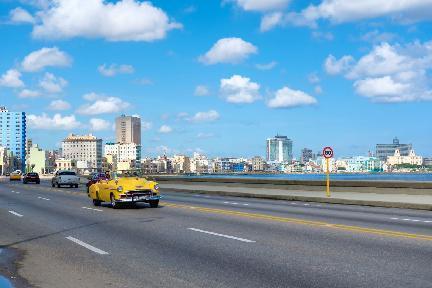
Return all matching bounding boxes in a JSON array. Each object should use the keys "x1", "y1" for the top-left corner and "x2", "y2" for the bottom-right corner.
[
  {"x1": 65, "y1": 236, "x2": 108, "y2": 255},
  {"x1": 188, "y1": 228, "x2": 255, "y2": 243}
]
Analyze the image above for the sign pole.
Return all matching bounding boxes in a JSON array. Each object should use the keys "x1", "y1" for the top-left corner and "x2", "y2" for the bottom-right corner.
[
  {"x1": 326, "y1": 157, "x2": 330, "y2": 197},
  {"x1": 322, "y1": 146, "x2": 333, "y2": 198}
]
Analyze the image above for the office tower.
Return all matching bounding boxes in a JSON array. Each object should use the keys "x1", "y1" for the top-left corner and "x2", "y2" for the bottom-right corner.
[
  {"x1": 0, "y1": 106, "x2": 26, "y2": 171},
  {"x1": 266, "y1": 135, "x2": 293, "y2": 163},
  {"x1": 375, "y1": 137, "x2": 412, "y2": 161},
  {"x1": 115, "y1": 115, "x2": 141, "y2": 145}
]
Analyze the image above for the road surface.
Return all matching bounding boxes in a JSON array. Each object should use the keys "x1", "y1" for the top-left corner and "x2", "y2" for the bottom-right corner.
[{"x1": 1, "y1": 180, "x2": 431, "y2": 288}]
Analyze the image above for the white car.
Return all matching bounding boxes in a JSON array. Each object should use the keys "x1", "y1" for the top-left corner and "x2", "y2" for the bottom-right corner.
[{"x1": 52, "y1": 170, "x2": 80, "y2": 188}]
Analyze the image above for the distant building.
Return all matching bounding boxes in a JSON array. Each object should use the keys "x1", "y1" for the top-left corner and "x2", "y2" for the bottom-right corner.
[
  {"x1": 337, "y1": 156, "x2": 382, "y2": 172},
  {"x1": 27, "y1": 144, "x2": 53, "y2": 174},
  {"x1": 104, "y1": 142, "x2": 141, "y2": 162},
  {"x1": 115, "y1": 115, "x2": 141, "y2": 145},
  {"x1": 301, "y1": 148, "x2": 313, "y2": 164},
  {"x1": 0, "y1": 107, "x2": 26, "y2": 171},
  {"x1": 172, "y1": 155, "x2": 191, "y2": 174},
  {"x1": 387, "y1": 149, "x2": 422, "y2": 166},
  {"x1": 376, "y1": 137, "x2": 412, "y2": 161},
  {"x1": 423, "y1": 158, "x2": 432, "y2": 166},
  {"x1": 251, "y1": 156, "x2": 266, "y2": 171},
  {"x1": 266, "y1": 135, "x2": 293, "y2": 163},
  {"x1": 61, "y1": 134, "x2": 102, "y2": 171},
  {"x1": 55, "y1": 158, "x2": 76, "y2": 171}
]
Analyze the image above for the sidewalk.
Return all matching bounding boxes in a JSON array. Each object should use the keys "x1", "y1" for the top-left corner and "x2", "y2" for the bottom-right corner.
[{"x1": 160, "y1": 183, "x2": 432, "y2": 210}]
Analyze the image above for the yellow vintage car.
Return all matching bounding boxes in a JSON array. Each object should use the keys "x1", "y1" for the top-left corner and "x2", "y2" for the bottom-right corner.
[
  {"x1": 88, "y1": 174, "x2": 161, "y2": 209},
  {"x1": 9, "y1": 171, "x2": 22, "y2": 181}
]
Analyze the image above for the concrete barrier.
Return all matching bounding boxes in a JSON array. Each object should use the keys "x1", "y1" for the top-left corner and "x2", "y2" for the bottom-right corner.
[{"x1": 152, "y1": 176, "x2": 432, "y2": 195}]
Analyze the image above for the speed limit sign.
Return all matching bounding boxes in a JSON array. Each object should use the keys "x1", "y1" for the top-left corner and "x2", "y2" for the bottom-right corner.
[{"x1": 322, "y1": 147, "x2": 334, "y2": 159}]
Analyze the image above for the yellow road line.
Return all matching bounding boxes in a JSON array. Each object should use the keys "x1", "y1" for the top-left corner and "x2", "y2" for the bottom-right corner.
[{"x1": 161, "y1": 202, "x2": 432, "y2": 241}]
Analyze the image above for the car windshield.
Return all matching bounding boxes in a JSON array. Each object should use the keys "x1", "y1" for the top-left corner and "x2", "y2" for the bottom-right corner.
[{"x1": 27, "y1": 173, "x2": 38, "y2": 176}]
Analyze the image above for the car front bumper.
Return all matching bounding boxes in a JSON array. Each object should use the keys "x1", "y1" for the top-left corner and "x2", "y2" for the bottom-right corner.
[{"x1": 117, "y1": 193, "x2": 161, "y2": 203}]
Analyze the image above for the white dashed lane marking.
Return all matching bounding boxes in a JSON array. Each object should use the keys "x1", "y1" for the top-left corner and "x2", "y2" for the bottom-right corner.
[
  {"x1": 82, "y1": 207, "x2": 103, "y2": 212},
  {"x1": 37, "y1": 196, "x2": 50, "y2": 201},
  {"x1": 11, "y1": 190, "x2": 20, "y2": 194},
  {"x1": 66, "y1": 236, "x2": 109, "y2": 255},
  {"x1": 188, "y1": 228, "x2": 255, "y2": 243},
  {"x1": 391, "y1": 217, "x2": 432, "y2": 224},
  {"x1": 8, "y1": 211, "x2": 23, "y2": 217},
  {"x1": 223, "y1": 201, "x2": 249, "y2": 206}
]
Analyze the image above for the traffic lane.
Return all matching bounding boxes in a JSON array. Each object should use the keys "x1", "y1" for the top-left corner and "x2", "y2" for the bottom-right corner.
[
  {"x1": 56, "y1": 199, "x2": 432, "y2": 288},
  {"x1": 161, "y1": 191, "x2": 432, "y2": 236},
  {"x1": 1, "y1": 185, "x2": 432, "y2": 287},
  {"x1": 5, "y1": 181, "x2": 432, "y2": 238},
  {"x1": 164, "y1": 190, "x2": 432, "y2": 219}
]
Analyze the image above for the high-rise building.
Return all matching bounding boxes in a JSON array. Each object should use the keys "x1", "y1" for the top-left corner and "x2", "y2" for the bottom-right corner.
[
  {"x1": 266, "y1": 135, "x2": 293, "y2": 163},
  {"x1": 375, "y1": 137, "x2": 412, "y2": 161},
  {"x1": 301, "y1": 148, "x2": 313, "y2": 164},
  {"x1": 0, "y1": 107, "x2": 26, "y2": 171},
  {"x1": 115, "y1": 115, "x2": 141, "y2": 145},
  {"x1": 61, "y1": 134, "x2": 102, "y2": 171}
]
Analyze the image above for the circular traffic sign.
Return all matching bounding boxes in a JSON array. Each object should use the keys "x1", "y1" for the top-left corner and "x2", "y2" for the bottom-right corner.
[{"x1": 322, "y1": 147, "x2": 334, "y2": 159}]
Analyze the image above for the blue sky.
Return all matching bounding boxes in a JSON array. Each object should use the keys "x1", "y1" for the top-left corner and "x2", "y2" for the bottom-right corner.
[{"x1": 0, "y1": 0, "x2": 431, "y2": 158}]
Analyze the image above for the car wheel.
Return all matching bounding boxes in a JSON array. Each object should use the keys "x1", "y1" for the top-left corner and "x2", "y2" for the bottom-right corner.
[
  {"x1": 110, "y1": 194, "x2": 118, "y2": 209},
  {"x1": 57, "y1": 183, "x2": 61, "y2": 188},
  {"x1": 75, "y1": 184, "x2": 79, "y2": 188},
  {"x1": 93, "y1": 199, "x2": 102, "y2": 206},
  {"x1": 36, "y1": 181, "x2": 40, "y2": 184},
  {"x1": 149, "y1": 200, "x2": 159, "y2": 208},
  {"x1": 51, "y1": 182, "x2": 55, "y2": 187}
]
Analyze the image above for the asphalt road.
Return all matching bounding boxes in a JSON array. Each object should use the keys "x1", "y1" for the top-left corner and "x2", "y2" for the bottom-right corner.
[{"x1": 1, "y1": 179, "x2": 432, "y2": 288}]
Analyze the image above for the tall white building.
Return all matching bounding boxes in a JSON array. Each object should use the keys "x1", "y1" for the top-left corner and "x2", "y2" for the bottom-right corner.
[
  {"x1": 104, "y1": 142, "x2": 141, "y2": 162},
  {"x1": 61, "y1": 134, "x2": 102, "y2": 171},
  {"x1": 266, "y1": 135, "x2": 293, "y2": 163}
]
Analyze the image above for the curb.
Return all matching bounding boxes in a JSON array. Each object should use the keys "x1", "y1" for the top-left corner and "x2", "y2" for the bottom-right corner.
[{"x1": 162, "y1": 188, "x2": 432, "y2": 211}]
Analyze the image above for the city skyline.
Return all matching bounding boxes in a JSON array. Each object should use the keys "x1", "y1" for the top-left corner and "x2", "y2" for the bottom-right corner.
[{"x1": 0, "y1": 1, "x2": 431, "y2": 158}]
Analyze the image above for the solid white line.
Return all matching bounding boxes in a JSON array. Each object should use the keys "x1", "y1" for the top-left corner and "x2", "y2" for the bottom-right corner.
[
  {"x1": 8, "y1": 211, "x2": 23, "y2": 217},
  {"x1": 65, "y1": 236, "x2": 109, "y2": 255},
  {"x1": 81, "y1": 207, "x2": 103, "y2": 212},
  {"x1": 188, "y1": 228, "x2": 255, "y2": 243}
]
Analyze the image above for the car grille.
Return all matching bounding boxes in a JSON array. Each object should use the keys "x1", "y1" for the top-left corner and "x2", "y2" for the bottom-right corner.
[{"x1": 127, "y1": 190, "x2": 152, "y2": 197}]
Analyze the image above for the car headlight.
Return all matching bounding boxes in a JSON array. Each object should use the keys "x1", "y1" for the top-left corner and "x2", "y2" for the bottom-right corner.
[
  {"x1": 117, "y1": 186, "x2": 123, "y2": 192},
  {"x1": 154, "y1": 184, "x2": 159, "y2": 190}
]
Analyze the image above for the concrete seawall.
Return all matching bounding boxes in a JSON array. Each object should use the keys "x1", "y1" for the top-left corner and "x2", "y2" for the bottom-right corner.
[{"x1": 153, "y1": 176, "x2": 432, "y2": 195}]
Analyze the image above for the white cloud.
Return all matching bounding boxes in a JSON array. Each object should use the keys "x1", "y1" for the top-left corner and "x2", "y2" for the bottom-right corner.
[
  {"x1": 158, "y1": 125, "x2": 172, "y2": 133},
  {"x1": 267, "y1": 87, "x2": 317, "y2": 108},
  {"x1": 324, "y1": 55, "x2": 354, "y2": 75},
  {"x1": 220, "y1": 75, "x2": 261, "y2": 104},
  {"x1": 325, "y1": 41, "x2": 432, "y2": 102},
  {"x1": 77, "y1": 94, "x2": 130, "y2": 115},
  {"x1": 255, "y1": 61, "x2": 277, "y2": 70},
  {"x1": 230, "y1": 0, "x2": 290, "y2": 12},
  {"x1": 21, "y1": 47, "x2": 71, "y2": 72},
  {"x1": 27, "y1": 113, "x2": 81, "y2": 130},
  {"x1": 194, "y1": 85, "x2": 210, "y2": 96},
  {"x1": 189, "y1": 110, "x2": 220, "y2": 123},
  {"x1": 32, "y1": 0, "x2": 182, "y2": 42},
  {"x1": 0, "y1": 69, "x2": 24, "y2": 88},
  {"x1": 311, "y1": 31, "x2": 334, "y2": 41},
  {"x1": 39, "y1": 72, "x2": 67, "y2": 93},
  {"x1": 361, "y1": 30, "x2": 397, "y2": 44},
  {"x1": 142, "y1": 121, "x2": 152, "y2": 131},
  {"x1": 260, "y1": 12, "x2": 283, "y2": 32},
  {"x1": 89, "y1": 118, "x2": 110, "y2": 131},
  {"x1": 18, "y1": 89, "x2": 40, "y2": 98},
  {"x1": 292, "y1": 0, "x2": 432, "y2": 26},
  {"x1": 354, "y1": 76, "x2": 409, "y2": 101},
  {"x1": 10, "y1": 7, "x2": 35, "y2": 24},
  {"x1": 308, "y1": 73, "x2": 320, "y2": 84},
  {"x1": 199, "y1": 37, "x2": 257, "y2": 65},
  {"x1": 196, "y1": 132, "x2": 215, "y2": 139},
  {"x1": 48, "y1": 99, "x2": 71, "y2": 110},
  {"x1": 98, "y1": 64, "x2": 134, "y2": 77}
]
